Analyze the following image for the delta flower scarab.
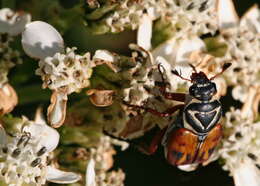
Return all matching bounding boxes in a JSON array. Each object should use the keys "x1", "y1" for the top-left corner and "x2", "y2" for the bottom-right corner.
[{"x1": 125, "y1": 62, "x2": 231, "y2": 170}]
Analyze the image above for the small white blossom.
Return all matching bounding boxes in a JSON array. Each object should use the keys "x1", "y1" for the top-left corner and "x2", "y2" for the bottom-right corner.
[
  {"x1": 216, "y1": 0, "x2": 260, "y2": 102},
  {"x1": 137, "y1": 14, "x2": 153, "y2": 50},
  {"x1": 85, "y1": 136, "x2": 127, "y2": 186},
  {"x1": 0, "y1": 113, "x2": 80, "y2": 186},
  {"x1": 36, "y1": 47, "x2": 92, "y2": 94},
  {"x1": 0, "y1": 8, "x2": 30, "y2": 86},
  {"x1": 89, "y1": 0, "x2": 217, "y2": 36},
  {"x1": 219, "y1": 108, "x2": 260, "y2": 186},
  {"x1": 103, "y1": 0, "x2": 172, "y2": 33}
]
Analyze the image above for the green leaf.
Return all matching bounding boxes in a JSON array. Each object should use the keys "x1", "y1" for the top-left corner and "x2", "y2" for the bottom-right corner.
[
  {"x1": 204, "y1": 37, "x2": 228, "y2": 57},
  {"x1": 152, "y1": 18, "x2": 175, "y2": 48},
  {"x1": 15, "y1": 84, "x2": 51, "y2": 105},
  {"x1": 85, "y1": 3, "x2": 118, "y2": 20}
]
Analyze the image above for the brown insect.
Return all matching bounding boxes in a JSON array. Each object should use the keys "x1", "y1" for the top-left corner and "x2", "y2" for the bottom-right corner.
[{"x1": 125, "y1": 63, "x2": 231, "y2": 166}]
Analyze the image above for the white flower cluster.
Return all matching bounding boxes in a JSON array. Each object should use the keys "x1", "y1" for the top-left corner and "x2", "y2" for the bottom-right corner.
[
  {"x1": 152, "y1": 0, "x2": 260, "y2": 101},
  {"x1": 0, "y1": 113, "x2": 80, "y2": 186},
  {"x1": 36, "y1": 47, "x2": 93, "y2": 94},
  {"x1": 105, "y1": 0, "x2": 171, "y2": 32},
  {"x1": 167, "y1": 0, "x2": 218, "y2": 38},
  {"x1": 122, "y1": 44, "x2": 155, "y2": 106},
  {"x1": 217, "y1": 5, "x2": 260, "y2": 103},
  {"x1": 89, "y1": 0, "x2": 217, "y2": 36},
  {"x1": 92, "y1": 45, "x2": 175, "y2": 139},
  {"x1": 86, "y1": 136, "x2": 128, "y2": 186},
  {"x1": 219, "y1": 108, "x2": 260, "y2": 186},
  {"x1": 22, "y1": 21, "x2": 95, "y2": 127},
  {"x1": 0, "y1": 8, "x2": 31, "y2": 86},
  {"x1": 0, "y1": 34, "x2": 21, "y2": 86}
]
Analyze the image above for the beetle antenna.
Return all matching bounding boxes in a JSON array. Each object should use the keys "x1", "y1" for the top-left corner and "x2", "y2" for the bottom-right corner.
[
  {"x1": 171, "y1": 69, "x2": 191, "y2": 82},
  {"x1": 210, "y1": 63, "x2": 232, "y2": 80},
  {"x1": 189, "y1": 63, "x2": 197, "y2": 73},
  {"x1": 158, "y1": 64, "x2": 167, "y2": 82}
]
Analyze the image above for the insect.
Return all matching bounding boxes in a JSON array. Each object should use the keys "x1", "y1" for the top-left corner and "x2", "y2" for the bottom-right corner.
[{"x1": 125, "y1": 62, "x2": 231, "y2": 167}]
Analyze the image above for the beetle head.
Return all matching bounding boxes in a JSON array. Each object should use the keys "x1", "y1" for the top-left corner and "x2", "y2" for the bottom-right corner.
[
  {"x1": 189, "y1": 72, "x2": 217, "y2": 101},
  {"x1": 171, "y1": 63, "x2": 231, "y2": 101}
]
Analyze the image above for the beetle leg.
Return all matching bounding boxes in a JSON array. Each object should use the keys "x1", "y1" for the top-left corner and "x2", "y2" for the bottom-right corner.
[
  {"x1": 160, "y1": 91, "x2": 187, "y2": 102},
  {"x1": 138, "y1": 127, "x2": 167, "y2": 155},
  {"x1": 124, "y1": 102, "x2": 184, "y2": 117},
  {"x1": 157, "y1": 64, "x2": 186, "y2": 102}
]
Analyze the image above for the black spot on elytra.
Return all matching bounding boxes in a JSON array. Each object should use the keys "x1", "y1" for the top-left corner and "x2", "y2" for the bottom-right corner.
[
  {"x1": 186, "y1": 154, "x2": 191, "y2": 161},
  {"x1": 208, "y1": 147, "x2": 215, "y2": 155},
  {"x1": 172, "y1": 151, "x2": 183, "y2": 160}
]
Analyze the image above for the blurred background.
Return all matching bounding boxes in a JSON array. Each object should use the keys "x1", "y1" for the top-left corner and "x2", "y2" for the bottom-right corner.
[{"x1": 0, "y1": 0, "x2": 259, "y2": 185}]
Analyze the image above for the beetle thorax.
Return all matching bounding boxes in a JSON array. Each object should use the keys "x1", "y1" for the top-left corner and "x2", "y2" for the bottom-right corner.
[{"x1": 182, "y1": 97, "x2": 222, "y2": 134}]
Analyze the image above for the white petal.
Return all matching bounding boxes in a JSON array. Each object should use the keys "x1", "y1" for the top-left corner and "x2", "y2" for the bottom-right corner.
[
  {"x1": 177, "y1": 164, "x2": 198, "y2": 172},
  {"x1": 233, "y1": 158, "x2": 260, "y2": 186},
  {"x1": 93, "y1": 50, "x2": 116, "y2": 62},
  {"x1": 22, "y1": 21, "x2": 64, "y2": 60},
  {"x1": 241, "y1": 5, "x2": 260, "y2": 33},
  {"x1": 34, "y1": 107, "x2": 46, "y2": 125},
  {"x1": 0, "y1": 8, "x2": 30, "y2": 35},
  {"x1": 86, "y1": 159, "x2": 96, "y2": 186},
  {"x1": 175, "y1": 37, "x2": 205, "y2": 64},
  {"x1": 46, "y1": 166, "x2": 81, "y2": 184},
  {"x1": 153, "y1": 37, "x2": 205, "y2": 67},
  {"x1": 0, "y1": 8, "x2": 12, "y2": 33},
  {"x1": 241, "y1": 86, "x2": 260, "y2": 120},
  {"x1": 217, "y1": 0, "x2": 239, "y2": 29},
  {"x1": 154, "y1": 56, "x2": 173, "y2": 79},
  {"x1": 153, "y1": 38, "x2": 201, "y2": 84},
  {"x1": 8, "y1": 12, "x2": 31, "y2": 36},
  {"x1": 152, "y1": 38, "x2": 178, "y2": 66},
  {"x1": 232, "y1": 86, "x2": 247, "y2": 102},
  {"x1": 23, "y1": 122, "x2": 60, "y2": 152},
  {"x1": 137, "y1": 14, "x2": 152, "y2": 50}
]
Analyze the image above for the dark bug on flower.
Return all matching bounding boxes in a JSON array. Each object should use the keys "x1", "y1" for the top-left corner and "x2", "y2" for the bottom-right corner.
[{"x1": 125, "y1": 62, "x2": 231, "y2": 167}]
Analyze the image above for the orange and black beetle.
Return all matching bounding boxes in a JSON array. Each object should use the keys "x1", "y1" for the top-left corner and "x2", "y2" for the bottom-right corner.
[{"x1": 125, "y1": 63, "x2": 231, "y2": 167}]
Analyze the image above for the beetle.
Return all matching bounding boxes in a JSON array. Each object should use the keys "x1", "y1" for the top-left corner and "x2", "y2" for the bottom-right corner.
[{"x1": 124, "y1": 62, "x2": 231, "y2": 167}]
